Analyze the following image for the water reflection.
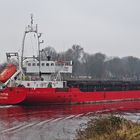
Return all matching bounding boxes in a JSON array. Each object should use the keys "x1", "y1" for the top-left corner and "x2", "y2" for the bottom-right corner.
[{"x1": 0, "y1": 101, "x2": 140, "y2": 140}]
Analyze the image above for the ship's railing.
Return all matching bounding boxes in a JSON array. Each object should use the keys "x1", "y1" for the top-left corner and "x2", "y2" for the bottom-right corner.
[{"x1": 16, "y1": 80, "x2": 66, "y2": 88}]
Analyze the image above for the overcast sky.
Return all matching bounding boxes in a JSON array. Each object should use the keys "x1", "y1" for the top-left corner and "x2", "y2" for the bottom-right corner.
[{"x1": 0, "y1": 0, "x2": 140, "y2": 62}]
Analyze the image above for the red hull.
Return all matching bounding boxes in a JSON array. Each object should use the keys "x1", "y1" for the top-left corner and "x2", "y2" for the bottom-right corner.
[{"x1": 1, "y1": 87, "x2": 140, "y2": 105}]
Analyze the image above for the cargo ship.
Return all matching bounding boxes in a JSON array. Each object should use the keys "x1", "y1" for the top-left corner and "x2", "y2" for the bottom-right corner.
[{"x1": 0, "y1": 16, "x2": 140, "y2": 105}]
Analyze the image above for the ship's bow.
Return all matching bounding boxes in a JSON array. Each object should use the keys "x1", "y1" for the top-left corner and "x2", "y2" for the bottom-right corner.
[{"x1": 0, "y1": 87, "x2": 27, "y2": 105}]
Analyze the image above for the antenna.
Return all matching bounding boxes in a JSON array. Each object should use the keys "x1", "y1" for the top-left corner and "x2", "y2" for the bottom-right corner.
[{"x1": 30, "y1": 13, "x2": 34, "y2": 31}]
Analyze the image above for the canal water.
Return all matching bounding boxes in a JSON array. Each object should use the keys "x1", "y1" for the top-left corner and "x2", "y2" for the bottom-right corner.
[{"x1": 0, "y1": 101, "x2": 140, "y2": 140}]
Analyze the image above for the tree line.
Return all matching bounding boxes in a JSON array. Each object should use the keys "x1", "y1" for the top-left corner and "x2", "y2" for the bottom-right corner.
[{"x1": 40, "y1": 45, "x2": 140, "y2": 80}]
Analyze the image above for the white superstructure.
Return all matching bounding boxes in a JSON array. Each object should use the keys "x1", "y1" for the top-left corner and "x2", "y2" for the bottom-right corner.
[{"x1": 23, "y1": 59, "x2": 72, "y2": 74}]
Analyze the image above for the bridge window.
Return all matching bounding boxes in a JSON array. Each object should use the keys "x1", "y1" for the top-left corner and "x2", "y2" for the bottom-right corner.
[
  {"x1": 46, "y1": 63, "x2": 49, "y2": 66},
  {"x1": 32, "y1": 63, "x2": 36, "y2": 66},
  {"x1": 51, "y1": 63, "x2": 54, "y2": 66},
  {"x1": 28, "y1": 63, "x2": 31, "y2": 66},
  {"x1": 37, "y1": 63, "x2": 39, "y2": 66},
  {"x1": 42, "y1": 63, "x2": 45, "y2": 66}
]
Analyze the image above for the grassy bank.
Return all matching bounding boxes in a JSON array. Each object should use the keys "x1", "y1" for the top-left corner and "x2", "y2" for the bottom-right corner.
[{"x1": 75, "y1": 115, "x2": 140, "y2": 140}]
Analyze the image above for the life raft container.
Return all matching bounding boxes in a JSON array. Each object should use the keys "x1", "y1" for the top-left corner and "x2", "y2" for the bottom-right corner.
[{"x1": 0, "y1": 64, "x2": 17, "y2": 83}]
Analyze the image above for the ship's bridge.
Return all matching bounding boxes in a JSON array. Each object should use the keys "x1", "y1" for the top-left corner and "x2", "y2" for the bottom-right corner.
[{"x1": 23, "y1": 59, "x2": 72, "y2": 74}]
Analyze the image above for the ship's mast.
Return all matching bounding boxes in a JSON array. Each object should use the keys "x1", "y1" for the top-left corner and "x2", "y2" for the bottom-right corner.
[{"x1": 21, "y1": 14, "x2": 44, "y2": 77}]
